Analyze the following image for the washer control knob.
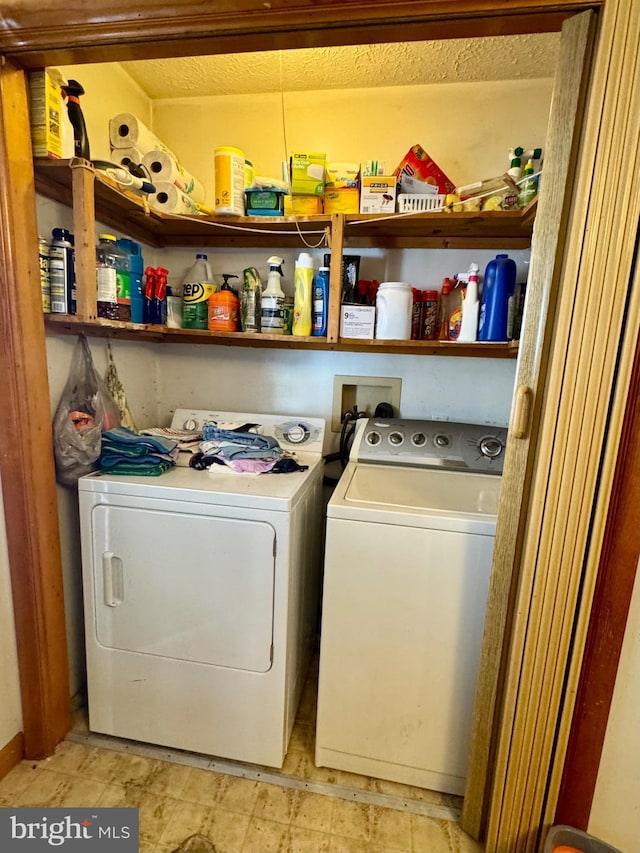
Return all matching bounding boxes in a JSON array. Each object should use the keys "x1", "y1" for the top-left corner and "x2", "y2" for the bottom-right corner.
[
  {"x1": 389, "y1": 431, "x2": 404, "y2": 446},
  {"x1": 285, "y1": 423, "x2": 308, "y2": 444},
  {"x1": 412, "y1": 432, "x2": 427, "y2": 447},
  {"x1": 366, "y1": 430, "x2": 382, "y2": 446},
  {"x1": 479, "y1": 435, "x2": 504, "y2": 458},
  {"x1": 434, "y1": 433, "x2": 450, "y2": 448},
  {"x1": 183, "y1": 417, "x2": 198, "y2": 431}
]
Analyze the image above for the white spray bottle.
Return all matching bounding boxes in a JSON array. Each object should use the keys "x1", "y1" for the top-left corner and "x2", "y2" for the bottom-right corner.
[
  {"x1": 458, "y1": 262, "x2": 480, "y2": 342},
  {"x1": 261, "y1": 255, "x2": 285, "y2": 334}
]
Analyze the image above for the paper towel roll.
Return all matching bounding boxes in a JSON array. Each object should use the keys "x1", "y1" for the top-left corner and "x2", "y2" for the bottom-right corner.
[
  {"x1": 142, "y1": 149, "x2": 205, "y2": 203},
  {"x1": 109, "y1": 113, "x2": 177, "y2": 159},
  {"x1": 111, "y1": 147, "x2": 145, "y2": 167},
  {"x1": 149, "y1": 182, "x2": 200, "y2": 216}
]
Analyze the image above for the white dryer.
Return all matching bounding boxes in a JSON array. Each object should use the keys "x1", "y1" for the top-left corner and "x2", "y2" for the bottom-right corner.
[
  {"x1": 315, "y1": 417, "x2": 505, "y2": 795},
  {"x1": 79, "y1": 410, "x2": 325, "y2": 768}
]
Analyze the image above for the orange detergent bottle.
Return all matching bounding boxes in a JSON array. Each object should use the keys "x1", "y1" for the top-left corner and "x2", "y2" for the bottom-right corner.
[{"x1": 208, "y1": 274, "x2": 240, "y2": 331}]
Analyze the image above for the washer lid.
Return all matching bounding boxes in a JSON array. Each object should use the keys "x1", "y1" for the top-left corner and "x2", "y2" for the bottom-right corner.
[{"x1": 329, "y1": 463, "x2": 500, "y2": 533}]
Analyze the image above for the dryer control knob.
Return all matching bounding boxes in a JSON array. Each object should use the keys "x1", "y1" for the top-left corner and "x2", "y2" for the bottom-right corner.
[{"x1": 183, "y1": 417, "x2": 198, "y2": 431}]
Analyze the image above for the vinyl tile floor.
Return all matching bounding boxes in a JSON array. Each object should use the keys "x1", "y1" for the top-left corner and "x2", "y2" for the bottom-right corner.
[{"x1": 0, "y1": 663, "x2": 481, "y2": 853}]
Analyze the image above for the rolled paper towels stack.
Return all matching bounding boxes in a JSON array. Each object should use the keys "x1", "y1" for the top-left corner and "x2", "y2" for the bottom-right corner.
[
  {"x1": 109, "y1": 113, "x2": 178, "y2": 160},
  {"x1": 111, "y1": 147, "x2": 145, "y2": 167},
  {"x1": 142, "y1": 150, "x2": 205, "y2": 203},
  {"x1": 149, "y1": 182, "x2": 200, "y2": 215}
]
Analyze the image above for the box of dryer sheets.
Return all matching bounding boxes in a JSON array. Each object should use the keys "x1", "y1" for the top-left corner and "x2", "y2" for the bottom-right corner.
[
  {"x1": 324, "y1": 188, "x2": 360, "y2": 214},
  {"x1": 340, "y1": 305, "x2": 376, "y2": 339},
  {"x1": 359, "y1": 176, "x2": 397, "y2": 214},
  {"x1": 29, "y1": 69, "x2": 64, "y2": 158},
  {"x1": 289, "y1": 152, "x2": 326, "y2": 196}
]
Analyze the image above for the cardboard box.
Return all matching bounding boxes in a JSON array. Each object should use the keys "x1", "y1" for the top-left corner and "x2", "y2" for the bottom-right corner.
[
  {"x1": 29, "y1": 70, "x2": 63, "y2": 159},
  {"x1": 359, "y1": 176, "x2": 397, "y2": 214},
  {"x1": 394, "y1": 144, "x2": 456, "y2": 196},
  {"x1": 340, "y1": 305, "x2": 376, "y2": 339},
  {"x1": 289, "y1": 152, "x2": 326, "y2": 196},
  {"x1": 324, "y1": 188, "x2": 360, "y2": 214},
  {"x1": 284, "y1": 195, "x2": 324, "y2": 215}
]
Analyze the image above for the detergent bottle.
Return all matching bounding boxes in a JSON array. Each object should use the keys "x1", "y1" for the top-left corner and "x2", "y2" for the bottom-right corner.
[
  {"x1": 293, "y1": 251, "x2": 314, "y2": 336},
  {"x1": 208, "y1": 274, "x2": 240, "y2": 332},
  {"x1": 261, "y1": 256, "x2": 285, "y2": 334},
  {"x1": 182, "y1": 253, "x2": 216, "y2": 330},
  {"x1": 478, "y1": 254, "x2": 516, "y2": 341}
]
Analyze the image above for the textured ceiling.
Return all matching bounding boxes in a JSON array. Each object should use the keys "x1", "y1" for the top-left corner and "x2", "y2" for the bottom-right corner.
[{"x1": 120, "y1": 33, "x2": 560, "y2": 100}]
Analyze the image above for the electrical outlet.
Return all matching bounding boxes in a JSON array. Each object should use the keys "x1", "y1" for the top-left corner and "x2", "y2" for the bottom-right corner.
[{"x1": 332, "y1": 375, "x2": 402, "y2": 431}]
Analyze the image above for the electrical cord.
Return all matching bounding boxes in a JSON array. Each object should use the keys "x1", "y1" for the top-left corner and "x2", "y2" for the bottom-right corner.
[{"x1": 323, "y1": 406, "x2": 368, "y2": 487}]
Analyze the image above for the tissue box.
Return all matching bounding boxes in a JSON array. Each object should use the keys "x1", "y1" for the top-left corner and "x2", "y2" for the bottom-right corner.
[
  {"x1": 29, "y1": 70, "x2": 63, "y2": 159},
  {"x1": 359, "y1": 176, "x2": 397, "y2": 214},
  {"x1": 324, "y1": 188, "x2": 360, "y2": 214},
  {"x1": 290, "y1": 152, "x2": 326, "y2": 196},
  {"x1": 340, "y1": 305, "x2": 376, "y2": 339}
]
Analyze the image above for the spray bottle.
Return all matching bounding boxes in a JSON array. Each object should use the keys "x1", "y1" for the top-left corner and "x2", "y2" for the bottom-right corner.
[
  {"x1": 241, "y1": 267, "x2": 262, "y2": 332},
  {"x1": 293, "y1": 252, "x2": 314, "y2": 336},
  {"x1": 458, "y1": 263, "x2": 480, "y2": 342},
  {"x1": 261, "y1": 256, "x2": 285, "y2": 334}
]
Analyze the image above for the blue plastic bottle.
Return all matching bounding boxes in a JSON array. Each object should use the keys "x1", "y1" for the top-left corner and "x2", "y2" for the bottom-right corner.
[
  {"x1": 117, "y1": 238, "x2": 145, "y2": 323},
  {"x1": 478, "y1": 254, "x2": 516, "y2": 341},
  {"x1": 312, "y1": 266, "x2": 329, "y2": 336}
]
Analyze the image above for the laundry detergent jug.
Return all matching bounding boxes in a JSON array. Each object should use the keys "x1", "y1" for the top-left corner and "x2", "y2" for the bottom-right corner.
[{"x1": 375, "y1": 282, "x2": 412, "y2": 340}]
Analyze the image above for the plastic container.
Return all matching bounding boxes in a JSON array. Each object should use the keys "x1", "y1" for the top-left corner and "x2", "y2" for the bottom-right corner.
[
  {"x1": 117, "y1": 238, "x2": 144, "y2": 323},
  {"x1": 478, "y1": 254, "x2": 517, "y2": 342},
  {"x1": 375, "y1": 282, "x2": 412, "y2": 340},
  {"x1": 458, "y1": 263, "x2": 480, "y2": 342},
  {"x1": 182, "y1": 253, "x2": 215, "y2": 330},
  {"x1": 293, "y1": 252, "x2": 314, "y2": 336},
  {"x1": 518, "y1": 159, "x2": 538, "y2": 208},
  {"x1": 261, "y1": 256, "x2": 286, "y2": 334},
  {"x1": 48, "y1": 227, "x2": 76, "y2": 314},
  {"x1": 214, "y1": 146, "x2": 246, "y2": 216},
  {"x1": 411, "y1": 288, "x2": 422, "y2": 340},
  {"x1": 96, "y1": 235, "x2": 119, "y2": 320},
  {"x1": 543, "y1": 825, "x2": 623, "y2": 853},
  {"x1": 312, "y1": 266, "x2": 330, "y2": 336},
  {"x1": 38, "y1": 237, "x2": 51, "y2": 313},
  {"x1": 95, "y1": 234, "x2": 130, "y2": 321},
  {"x1": 208, "y1": 274, "x2": 240, "y2": 332},
  {"x1": 241, "y1": 267, "x2": 262, "y2": 332}
]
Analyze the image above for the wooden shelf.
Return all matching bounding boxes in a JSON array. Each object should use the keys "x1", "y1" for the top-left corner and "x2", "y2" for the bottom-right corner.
[
  {"x1": 44, "y1": 314, "x2": 519, "y2": 358},
  {"x1": 35, "y1": 158, "x2": 530, "y2": 359}
]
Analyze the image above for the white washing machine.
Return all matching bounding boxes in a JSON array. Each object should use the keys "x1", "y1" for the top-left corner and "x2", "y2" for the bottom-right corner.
[
  {"x1": 315, "y1": 417, "x2": 506, "y2": 796},
  {"x1": 79, "y1": 410, "x2": 325, "y2": 768}
]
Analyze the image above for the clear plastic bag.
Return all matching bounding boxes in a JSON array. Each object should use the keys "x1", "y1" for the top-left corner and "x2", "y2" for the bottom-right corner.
[{"x1": 52, "y1": 335, "x2": 121, "y2": 485}]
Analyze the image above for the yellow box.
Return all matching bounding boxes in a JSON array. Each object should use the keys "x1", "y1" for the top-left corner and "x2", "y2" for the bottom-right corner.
[
  {"x1": 324, "y1": 188, "x2": 360, "y2": 214},
  {"x1": 29, "y1": 70, "x2": 63, "y2": 159},
  {"x1": 359, "y1": 176, "x2": 397, "y2": 214},
  {"x1": 284, "y1": 195, "x2": 324, "y2": 216},
  {"x1": 289, "y1": 152, "x2": 326, "y2": 196}
]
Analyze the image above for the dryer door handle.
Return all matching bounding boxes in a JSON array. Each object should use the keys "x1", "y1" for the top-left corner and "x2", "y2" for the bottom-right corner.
[{"x1": 103, "y1": 552, "x2": 124, "y2": 607}]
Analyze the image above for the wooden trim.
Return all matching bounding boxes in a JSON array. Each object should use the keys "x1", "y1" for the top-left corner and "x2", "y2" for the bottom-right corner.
[
  {"x1": 0, "y1": 733, "x2": 25, "y2": 781},
  {"x1": 0, "y1": 1, "x2": 596, "y2": 68},
  {"x1": 0, "y1": 60, "x2": 71, "y2": 759},
  {"x1": 555, "y1": 255, "x2": 640, "y2": 829}
]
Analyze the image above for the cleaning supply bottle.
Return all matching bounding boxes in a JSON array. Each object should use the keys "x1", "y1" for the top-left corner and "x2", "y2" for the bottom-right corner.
[
  {"x1": 518, "y1": 159, "x2": 537, "y2": 208},
  {"x1": 261, "y1": 256, "x2": 285, "y2": 334},
  {"x1": 437, "y1": 277, "x2": 454, "y2": 340},
  {"x1": 95, "y1": 233, "x2": 129, "y2": 320},
  {"x1": 143, "y1": 266, "x2": 157, "y2": 323},
  {"x1": 241, "y1": 266, "x2": 262, "y2": 332},
  {"x1": 96, "y1": 234, "x2": 119, "y2": 320},
  {"x1": 208, "y1": 274, "x2": 240, "y2": 332},
  {"x1": 478, "y1": 254, "x2": 517, "y2": 341},
  {"x1": 448, "y1": 279, "x2": 464, "y2": 341},
  {"x1": 293, "y1": 252, "x2": 314, "y2": 336},
  {"x1": 154, "y1": 266, "x2": 168, "y2": 325},
  {"x1": 458, "y1": 263, "x2": 480, "y2": 342},
  {"x1": 182, "y1": 253, "x2": 215, "y2": 330},
  {"x1": 117, "y1": 238, "x2": 144, "y2": 323},
  {"x1": 312, "y1": 266, "x2": 330, "y2": 336}
]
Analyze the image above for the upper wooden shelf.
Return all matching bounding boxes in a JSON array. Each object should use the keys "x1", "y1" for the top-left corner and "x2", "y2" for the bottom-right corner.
[{"x1": 33, "y1": 158, "x2": 536, "y2": 251}]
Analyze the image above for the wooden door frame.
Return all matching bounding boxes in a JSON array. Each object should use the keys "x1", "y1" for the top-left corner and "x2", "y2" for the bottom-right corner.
[{"x1": 1, "y1": 0, "x2": 636, "y2": 843}]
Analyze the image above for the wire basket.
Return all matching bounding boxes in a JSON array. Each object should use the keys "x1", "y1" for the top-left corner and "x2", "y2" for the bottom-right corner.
[{"x1": 397, "y1": 193, "x2": 444, "y2": 213}]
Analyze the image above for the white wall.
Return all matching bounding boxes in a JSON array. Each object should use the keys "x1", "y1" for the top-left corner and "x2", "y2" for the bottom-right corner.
[
  {"x1": 0, "y1": 476, "x2": 23, "y2": 748},
  {"x1": 588, "y1": 562, "x2": 640, "y2": 853}
]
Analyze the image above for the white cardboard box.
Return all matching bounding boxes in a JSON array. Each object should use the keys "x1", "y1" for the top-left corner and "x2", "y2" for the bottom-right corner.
[
  {"x1": 359, "y1": 176, "x2": 397, "y2": 214},
  {"x1": 340, "y1": 305, "x2": 376, "y2": 339}
]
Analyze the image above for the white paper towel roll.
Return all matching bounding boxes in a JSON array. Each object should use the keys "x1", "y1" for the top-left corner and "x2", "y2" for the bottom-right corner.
[
  {"x1": 142, "y1": 149, "x2": 205, "y2": 203},
  {"x1": 109, "y1": 113, "x2": 177, "y2": 160},
  {"x1": 149, "y1": 182, "x2": 200, "y2": 216},
  {"x1": 111, "y1": 147, "x2": 145, "y2": 167}
]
